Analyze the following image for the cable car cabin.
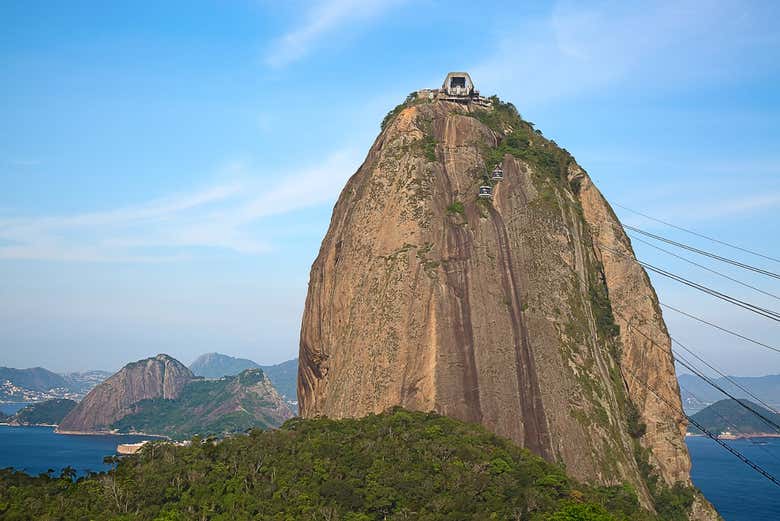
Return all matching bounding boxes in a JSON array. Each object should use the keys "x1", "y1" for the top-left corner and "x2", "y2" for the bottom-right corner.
[
  {"x1": 491, "y1": 164, "x2": 504, "y2": 181},
  {"x1": 478, "y1": 185, "x2": 493, "y2": 198}
]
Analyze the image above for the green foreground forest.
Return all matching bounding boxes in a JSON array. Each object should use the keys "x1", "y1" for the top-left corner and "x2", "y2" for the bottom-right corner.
[{"x1": 1, "y1": 409, "x2": 687, "y2": 520}]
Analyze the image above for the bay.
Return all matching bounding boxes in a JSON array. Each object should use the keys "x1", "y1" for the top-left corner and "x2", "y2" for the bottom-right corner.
[
  {"x1": 0, "y1": 402, "x2": 28, "y2": 415},
  {"x1": 686, "y1": 436, "x2": 780, "y2": 520},
  {"x1": 0, "y1": 425, "x2": 156, "y2": 477}
]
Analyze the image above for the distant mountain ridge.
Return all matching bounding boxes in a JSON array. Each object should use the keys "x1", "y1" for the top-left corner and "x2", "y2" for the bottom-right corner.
[
  {"x1": 0, "y1": 366, "x2": 110, "y2": 402},
  {"x1": 189, "y1": 353, "x2": 261, "y2": 378},
  {"x1": 0, "y1": 367, "x2": 67, "y2": 392},
  {"x1": 678, "y1": 373, "x2": 780, "y2": 413}
]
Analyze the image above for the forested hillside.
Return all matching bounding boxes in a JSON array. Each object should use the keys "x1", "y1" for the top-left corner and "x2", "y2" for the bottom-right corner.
[
  {"x1": 6, "y1": 399, "x2": 76, "y2": 425},
  {"x1": 0, "y1": 409, "x2": 693, "y2": 520}
]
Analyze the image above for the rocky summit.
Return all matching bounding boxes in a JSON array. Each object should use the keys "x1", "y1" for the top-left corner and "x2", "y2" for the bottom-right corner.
[
  {"x1": 57, "y1": 354, "x2": 193, "y2": 433},
  {"x1": 298, "y1": 76, "x2": 719, "y2": 519},
  {"x1": 57, "y1": 354, "x2": 294, "y2": 439}
]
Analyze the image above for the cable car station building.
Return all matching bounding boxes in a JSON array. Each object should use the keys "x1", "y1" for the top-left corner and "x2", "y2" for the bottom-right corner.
[{"x1": 418, "y1": 72, "x2": 491, "y2": 107}]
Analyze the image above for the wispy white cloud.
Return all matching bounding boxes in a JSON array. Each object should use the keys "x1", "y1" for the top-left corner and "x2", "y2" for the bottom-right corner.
[
  {"x1": 0, "y1": 149, "x2": 360, "y2": 262},
  {"x1": 265, "y1": 0, "x2": 407, "y2": 67},
  {"x1": 472, "y1": 0, "x2": 779, "y2": 106}
]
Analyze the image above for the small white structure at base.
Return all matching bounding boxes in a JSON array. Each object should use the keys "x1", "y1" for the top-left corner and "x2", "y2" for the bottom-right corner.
[{"x1": 117, "y1": 441, "x2": 149, "y2": 455}]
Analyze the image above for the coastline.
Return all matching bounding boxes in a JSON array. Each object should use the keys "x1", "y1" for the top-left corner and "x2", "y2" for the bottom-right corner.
[
  {"x1": 54, "y1": 428, "x2": 170, "y2": 439},
  {"x1": 0, "y1": 422, "x2": 57, "y2": 428},
  {"x1": 0, "y1": 424, "x2": 168, "y2": 439}
]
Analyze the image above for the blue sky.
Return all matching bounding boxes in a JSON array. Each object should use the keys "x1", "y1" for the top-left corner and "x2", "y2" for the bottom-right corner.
[{"x1": 1, "y1": 0, "x2": 778, "y2": 375}]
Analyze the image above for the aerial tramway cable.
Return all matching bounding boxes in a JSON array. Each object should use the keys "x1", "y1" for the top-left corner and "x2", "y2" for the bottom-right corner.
[
  {"x1": 672, "y1": 350, "x2": 780, "y2": 433},
  {"x1": 640, "y1": 263, "x2": 780, "y2": 322},
  {"x1": 556, "y1": 238, "x2": 780, "y2": 487},
  {"x1": 597, "y1": 243, "x2": 780, "y2": 322},
  {"x1": 660, "y1": 303, "x2": 780, "y2": 354},
  {"x1": 565, "y1": 258, "x2": 780, "y2": 437},
  {"x1": 609, "y1": 300, "x2": 780, "y2": 433},
  {"x1": 677, "y1": 382, "x2": 780, "y2": 465},
  {"x1": 614, "y1": 202, "x2": 780, "y2": 265},
  {"x1": 670, "y1": 336, "x2": 778, "y2": 414},
  {"x1": 628, "y1": 234, "x2": 780, "y2": 301},
  {"x1": 623, "y1": 367, "x2": 780, "y2": 488},
  {"x1": 623, "y1": 224, "x2": 780, "y2": 280}
]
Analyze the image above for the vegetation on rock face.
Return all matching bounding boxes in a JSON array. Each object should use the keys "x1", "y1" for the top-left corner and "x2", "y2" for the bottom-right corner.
[
  {"x1": 7, "y1": 399, "x2": 76, "y2": 425},
  {"x1": 472, "y1": 97, "x2": 575, "y2": 185},
  {"x1": 381, "y1": 92, "x2": 419, "y2": 131},
  {"x1": 446, "y1": 201, "x2": 465, "y2": 215},
  {"x1": 111, "y1": 369, "x2": 290, "y2": 439},
  {"x1": 1, "y1": 409, "x2": 677, "y2": 520}
]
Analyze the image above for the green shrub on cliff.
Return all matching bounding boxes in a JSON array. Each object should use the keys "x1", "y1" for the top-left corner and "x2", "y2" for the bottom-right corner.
[
  {"x1": 0, "y1": 408, "x2": 672, "y2": 520},
  {"x1": 472, "y1": 96, "x2": 574, "y2": 184}
]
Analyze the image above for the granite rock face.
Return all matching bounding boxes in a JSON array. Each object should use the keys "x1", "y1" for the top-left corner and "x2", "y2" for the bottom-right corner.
[
  {"x1": 298, "y1": 96, "x2": 718, "y2": 519},
  {"x1": 57, "y1": 354, "x2": 193, "y2": 433}
]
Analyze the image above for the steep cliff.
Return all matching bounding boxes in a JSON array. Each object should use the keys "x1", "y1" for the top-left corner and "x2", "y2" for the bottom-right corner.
[
  {"x1": 299, "y1": 90, "x2": 719, "y2": 519},
  {"x1": 57, "y1": 354, "x2": 193, "y2": 433}
]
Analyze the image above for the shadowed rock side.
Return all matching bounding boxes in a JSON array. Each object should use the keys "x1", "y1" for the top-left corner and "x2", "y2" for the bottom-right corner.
[
  {"x1": 57, "y1": 354, "x2": 194, "y2": 433},
  {"x1": 574, "y1": 170, "x2": 717, "y2": 518},
  {"x1": 299, "y1": 98, "x2": 719, "y2": 519}
]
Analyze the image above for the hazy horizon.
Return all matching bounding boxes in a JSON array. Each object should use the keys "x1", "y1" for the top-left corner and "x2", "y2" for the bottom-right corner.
[{"x1": 2, "y1": 1, "x2": 779, "y2": 375}]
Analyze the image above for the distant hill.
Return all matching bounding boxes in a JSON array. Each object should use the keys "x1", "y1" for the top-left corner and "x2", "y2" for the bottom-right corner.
[
  {"x1": 113, "y1": 369, "x2": 293, "y2": 439},
  {"x1": 689, "y1": 399, "x2": 780, "y2": 436},
  {"x1": 0, "y1": 366, "x2": 108, "y2": 402},
  {"x1": 6, "y1": 399, "x2": 77, "y2": 426},
  {"x1": 189, "y1": 353, "x2": 298, "y2": 412},
  {"x1": 678, "y1": 374, "x2": 780, "y2": 413},
  {"x1": 259, "y1": 358, "x2": 298, "y2": 403},
  {"x1": 0, "y1": 367, "x2": 68, "y2": 394},
  {"x1": 57, "y1": 354, "x2": 293, "y2": 438},
  {"x1": 189, "y1": 353, "x2": 261, "y2": 378},
  {"x1": 58, "y1": 354, "x2": 195, "y2": 433}
]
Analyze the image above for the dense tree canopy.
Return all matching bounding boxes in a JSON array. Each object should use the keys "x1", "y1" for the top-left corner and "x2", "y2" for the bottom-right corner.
[{"x1": 1, "y1": 409, "x2": 677, "y2": 520}]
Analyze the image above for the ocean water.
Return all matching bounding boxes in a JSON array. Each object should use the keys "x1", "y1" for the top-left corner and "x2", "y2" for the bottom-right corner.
[
  {"x1": 0, "y1": 426, "x2": 777, "y2": 519},
  {"x1": 0, "y1": 402, "x2": 28, "y2": 415},
  {"x1": 0, "y1": 425, "x2": 156, "y2": 476},
  {"x1": 686, "y1": 436, "x2": 780, "y2": 520}
]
